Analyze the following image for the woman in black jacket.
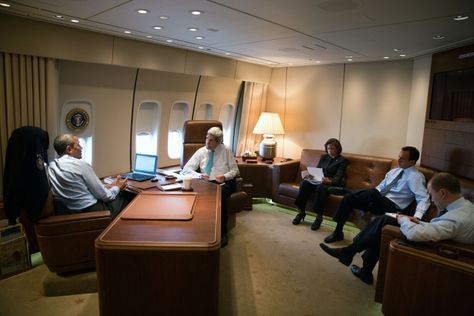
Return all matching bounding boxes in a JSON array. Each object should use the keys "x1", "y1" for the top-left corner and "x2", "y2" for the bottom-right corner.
[{"x1": 292, "y1": 138, "x2": 348, "y2": 230}]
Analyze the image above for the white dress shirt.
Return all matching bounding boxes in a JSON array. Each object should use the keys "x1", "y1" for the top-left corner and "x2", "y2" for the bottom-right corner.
[
  {"x1": 48, "y1": 155, "x2": 120, "y2": 210},
  {"x1": 182, "y1": 143, "x2": 239, "y2": 181},
  {"x1": 376, "y1": 166, "x2": 430, "y2": 218},
  {"x1": 399, "y1": 197, "x2": 474, "y2": 243}
]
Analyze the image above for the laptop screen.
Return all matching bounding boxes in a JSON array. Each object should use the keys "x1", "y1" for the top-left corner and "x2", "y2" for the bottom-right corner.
[{"x1": 134, "y1": 153, "x2": 157, "y2": 174}]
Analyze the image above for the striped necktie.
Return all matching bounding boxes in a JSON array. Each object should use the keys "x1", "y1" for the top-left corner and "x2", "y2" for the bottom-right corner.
[
  {"x1": 204, "y1": 150, "x2": 214, "y2": 175},
  {"x1": 380, "y1": 170, "x2": 404, "y2": 196}
]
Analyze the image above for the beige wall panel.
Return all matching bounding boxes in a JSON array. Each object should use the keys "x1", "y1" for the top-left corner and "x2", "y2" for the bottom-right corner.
[
  {"x1": 58, "y1": 61, "x2": 136, "y2": 177},
  {"x1": 266, "y1": 68, "x2": 288, "y2": 157},
  {"x1": 282, "y1": 64, "x2": 345, "y2": 159},
  {"x1": 235, "y1": 61, "x2": 272, "y2": 84},
  {"x1": 134, "y1": 69, "x2": 199, "y2": 167},
  {"x1": 113, "y1": 38, "x2": 186, "y2": 73},
  {"x1": 340, "y1": 61, "x2": 413, "y2": 158},
  {"x1": 194, "y1": 76, "x2": 242, "y2": 120},
  {"x1": 0, "y1": 13, "x2": 113, "y2": 64},
  {"x1": 406, "y1": 55, "x2": 431, "y2": 155},
  {"x1": 185, "y1": 51, "x2": 236, "y2": 78}
]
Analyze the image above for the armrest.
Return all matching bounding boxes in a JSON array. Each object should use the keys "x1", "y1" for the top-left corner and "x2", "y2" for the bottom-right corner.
[
  {"x1": 375, "y1": 224, "x2": 403, "y2": 302},
  {"x1": 272, "y1": 160, "x2": 301, "y2": 199},
  {"x1": 35, "y1": 210, "x2": 112, "y2": 236}
]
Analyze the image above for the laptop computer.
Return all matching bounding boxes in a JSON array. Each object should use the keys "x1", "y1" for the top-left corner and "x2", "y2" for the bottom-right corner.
[{"x1": 122, "y1": 153, "x2": 157, "y2": 182}]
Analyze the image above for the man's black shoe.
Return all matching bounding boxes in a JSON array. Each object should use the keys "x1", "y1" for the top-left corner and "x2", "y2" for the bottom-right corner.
[
  {"x1": 319, "y1": 243, "x2": 353, "y2": 266},
  {"x1": 350, "y1": 265, "x2": 373, "y2": 285},
  {"x1": 323, "y1": 231, "x2": 344, "y2": 243}
]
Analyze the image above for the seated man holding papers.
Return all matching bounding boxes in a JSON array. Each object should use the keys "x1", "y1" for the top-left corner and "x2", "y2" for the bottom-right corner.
[{"x1": 182, "y1": 126, "x2": 239, "y2": 247}]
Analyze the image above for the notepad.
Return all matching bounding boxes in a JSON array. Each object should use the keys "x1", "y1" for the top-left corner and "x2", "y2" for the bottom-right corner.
[{"x1": 121, "y1": 192, "x2": 197, "y2": 220}]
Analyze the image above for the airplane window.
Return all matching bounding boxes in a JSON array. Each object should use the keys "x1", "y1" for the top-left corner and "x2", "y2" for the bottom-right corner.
[
  {"x1": 78, "y1": 136, "x2": 93, "y2": 165},
  {"x1": 136, "y1": 102, "x2": 159, "y2": 155},
  {"x1": 218, "y1": 103, "x2": 235, "y2": 146},
  {"x1": 168, "y1": 102, "x2": 189, "y2": 159},
  {"x1": 60, "y1": 100, "x2": 94, "y2": 164},
  {"x1": 195, "y1": 103, "x2": 213, "y2": 120},
  {"x1": 168, "y1": 129, "x2": 182, "y2": 159}
]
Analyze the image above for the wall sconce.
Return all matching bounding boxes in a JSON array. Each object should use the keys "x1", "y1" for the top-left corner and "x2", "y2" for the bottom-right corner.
[{"x1": 252, "y1": 112, "x2": 285, "y2": 160}]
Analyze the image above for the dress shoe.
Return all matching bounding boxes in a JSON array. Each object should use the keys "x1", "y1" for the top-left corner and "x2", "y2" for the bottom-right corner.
[
  {"x1": 350, "y1": 265, "x2": 373, "y2": 284},
  {"x1": 292, "y1": 212, "x2": 306, "y2": 225},
  {"x1": 324, "y1": 231, "x2": 344, "y2": 243},
  {"x1": 319, "y1": 243, "x2": 353, "y2": 266},
  {"x1": 310, "y1": 217, "x2": 323, "y2": 230},
  {"x1": 221, "y1": 234, "x2": 228, "y2": 248}
]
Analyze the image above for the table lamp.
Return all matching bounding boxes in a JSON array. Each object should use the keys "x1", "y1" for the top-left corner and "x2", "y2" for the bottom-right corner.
[{"x1": 252, "y1": 112, "x2": 285, "y2": 160}]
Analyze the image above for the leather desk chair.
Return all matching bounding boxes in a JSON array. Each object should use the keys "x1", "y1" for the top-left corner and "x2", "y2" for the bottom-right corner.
[
  {"x1": 181, "y1": 120, "x2": 248, "y2": 229},
  {"x1": 35, "y1": 190, "x2": 112, "y2": 274}
]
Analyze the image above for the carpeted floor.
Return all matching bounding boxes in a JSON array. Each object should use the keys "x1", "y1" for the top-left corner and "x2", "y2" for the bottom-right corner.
[{"x1": 0, "y1": 202, "x2": 382, "y2": 316}]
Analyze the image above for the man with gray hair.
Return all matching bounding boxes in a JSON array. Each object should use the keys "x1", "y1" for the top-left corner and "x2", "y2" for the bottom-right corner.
[
  {"x1": 183, "y1": 126, "x2": 239, "y2": 247},
  {"x1": 48, "y1": 134, "x2": 132, "y2": 217}
]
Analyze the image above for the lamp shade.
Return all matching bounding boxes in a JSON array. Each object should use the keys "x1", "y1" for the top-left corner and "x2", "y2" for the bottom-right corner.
[{"x1": 252, "y1": 112, "x2": 285, "y2": 135}]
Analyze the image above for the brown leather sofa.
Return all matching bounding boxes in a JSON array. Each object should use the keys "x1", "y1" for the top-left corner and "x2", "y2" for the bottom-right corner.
[
  {"x1": 272, "y1": 149, "x2": 398, "y2": 227},
  {"x1": 181, "y1": 120, "x2": 248, "y2": 229},
  {"x1": 34, "y1": 190, "x2": 112, "y2": 274}
]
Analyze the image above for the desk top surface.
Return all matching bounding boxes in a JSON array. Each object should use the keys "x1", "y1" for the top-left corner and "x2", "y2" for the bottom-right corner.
[{"x1": 96, "y1": 179, "x2": 221, "y2": 251}]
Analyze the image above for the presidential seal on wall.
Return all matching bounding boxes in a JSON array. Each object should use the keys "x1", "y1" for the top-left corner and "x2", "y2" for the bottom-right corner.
[{"x1": 65, "y1": 108, "x2": 89, "y2": 132}]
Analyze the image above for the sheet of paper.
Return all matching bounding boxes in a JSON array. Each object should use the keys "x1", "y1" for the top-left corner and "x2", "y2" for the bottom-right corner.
[
  {"x1": 385, "y1": 212, "x2": 398, "y2": 219},
  {"x1": 307, "y1": 167, "x2": 324, "y2": 182}
]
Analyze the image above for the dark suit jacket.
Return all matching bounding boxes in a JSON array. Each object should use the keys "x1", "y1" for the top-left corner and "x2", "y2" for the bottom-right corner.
[{"x1": 317, "y1": 154, "x2": 348, "y2": 186}]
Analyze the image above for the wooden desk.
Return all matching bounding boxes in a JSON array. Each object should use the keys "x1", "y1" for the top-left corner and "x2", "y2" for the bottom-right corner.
[
  {"x1": 237, "y1": 157, "x2": 287, "y2": 198},
  {"x1": 95, "y1": 179, "x2": 221, "y2": 316}
]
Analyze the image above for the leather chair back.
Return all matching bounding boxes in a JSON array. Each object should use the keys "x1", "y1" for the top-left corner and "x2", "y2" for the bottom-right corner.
[{"x1": 181, "y1": 120, "x2": 223, "y2": 168}]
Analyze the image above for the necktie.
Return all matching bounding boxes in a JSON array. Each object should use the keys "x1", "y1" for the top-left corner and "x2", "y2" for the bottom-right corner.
[
  {"x1": 204, "y1": 150, "x2": 214, "y2": 175},
  {"x1": 380, "y1": 170, "x2": 404, "y2": 196}
]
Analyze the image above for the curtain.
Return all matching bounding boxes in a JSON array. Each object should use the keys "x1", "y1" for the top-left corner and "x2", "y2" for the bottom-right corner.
[
  {"x1": 235, "y1": 81, "x2": 268, "y2": 156},
  {"x1": 0, "y1": 52, "x2": 58, "y2": 201}
]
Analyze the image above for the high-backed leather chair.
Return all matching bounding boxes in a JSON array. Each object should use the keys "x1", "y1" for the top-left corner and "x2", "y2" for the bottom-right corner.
[
  {"x1": 181, "y1": 120, "x2": 247, "y2": 228},
  {"x1": 35, "y1": 190, "x2": 111, "y2": 274}
]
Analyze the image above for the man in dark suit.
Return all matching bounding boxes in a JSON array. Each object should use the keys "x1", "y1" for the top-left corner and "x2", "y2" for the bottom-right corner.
[{"x1": 292, "y1": 138, "x2": 348, "y2": 230}]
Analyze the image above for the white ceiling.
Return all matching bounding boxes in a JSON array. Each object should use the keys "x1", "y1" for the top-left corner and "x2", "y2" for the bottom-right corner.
[{"x1": 1, "y1": 0, "x2": 474, "y2": 67}]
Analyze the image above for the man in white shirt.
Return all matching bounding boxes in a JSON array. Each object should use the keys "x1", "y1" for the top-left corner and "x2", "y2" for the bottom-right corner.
[
  {"x1": 48, "y1": 134, "x2": 131, "y2": 217},
  {"x1": 320, "y1": 172, "x2": 474, "y2": 284},
  {"x1": 182, "y1": 127, "x2": 239, "y2": 247},
  {"x1": 324, "y1": 146, "x2": 430, "y2": 243}
]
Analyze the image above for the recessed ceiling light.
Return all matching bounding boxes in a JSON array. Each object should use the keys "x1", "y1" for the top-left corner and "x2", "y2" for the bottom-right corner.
[
  {"x1": 166, "y1": 39, "x2": 173, "y2": 43},
  {"x1": 146, "y1": 35, "x2": 153, "y2": 38},
  {"x1": 70, "y1": 19, "x2": 79, "y2": 23},
  {"x1": 347, "y1": 58, "x2": 353, "y2": 62},
  {"x1": 159, "y1": 16, "x2": 169, "y2": 20},
  {"x1": 188, "y1": 27, "x2": 199, "y2": 32},
  {"x1": 393, "y1": 48, "x2": 403, "y2": 52},
  {"x1": 137, "y1": 9, "x2": 149, "y2": 14},
  {"x1": 195, "y1": 36, "x2": 204, "y2": 40},
  {"x1": 53, "y1": 15, "x2": 64, "y2": 19},
  {"x1": 383, "y1": 56, "x2": 390, "y2": 59},
  {"x1": 316, "y1": 61, "x2": 321, "y2": 64},
  {"x1": 225, "y1": 52, "x2": 231, "y2": 55},
  {"x1": 190, "y1": 10, "x2": 203, "y2": 15},
  {"x1": 124, "y1": 30, "x2": 131, "y2": 34},
  {"x1": 432, "y1": 35, "x2": 446, "y2": 40},
  {"x1": 453, "y1": 15, "x2": 469, "y2": 21},
  {"x1": 153, "y1": 26, "x2": 163, "y2": 30},
  {"x1": 0, "y1": 3, "x2": 11, "y2": 7},
  {"x1": 400, "y1": 54, "x2": 406, "y2": 57},
  {"x1": 198, "y1": 46, "x2": 204, "y2": 49}
]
